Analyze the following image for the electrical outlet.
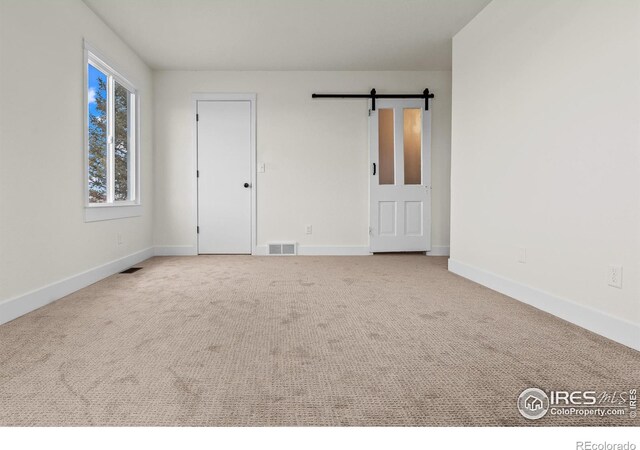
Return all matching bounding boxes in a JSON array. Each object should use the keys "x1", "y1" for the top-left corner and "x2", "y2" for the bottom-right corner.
[
  {"x1": 607, "y1": 265, "x2": 622, "y2": 288},
  {"x1": 517, "y1": 247, "x2": 526, "y2": 264},
  {"x1": 305, "y1": 225, "x2": 312, "y2": 235},
  {"x1": 117, "y1": 232, "x2": 123, "y2": 246}
]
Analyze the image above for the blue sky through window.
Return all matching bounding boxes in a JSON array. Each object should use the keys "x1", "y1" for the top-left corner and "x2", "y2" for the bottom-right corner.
[{"x1": 87, "y1": 64, "x2": 106, "y2": 117}]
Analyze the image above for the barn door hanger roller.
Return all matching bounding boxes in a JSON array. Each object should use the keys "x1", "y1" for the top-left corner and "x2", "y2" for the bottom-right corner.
[{"x1": 311, "y1": 88, "x2": 435, "y2": 111}]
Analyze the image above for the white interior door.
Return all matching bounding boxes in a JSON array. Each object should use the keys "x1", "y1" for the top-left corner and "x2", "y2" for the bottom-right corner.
[
  {"x1": 369, "y1": 99, "x2": 431, "y2": 252},
  {"x1": 197, "y1": 100, "x2": 252, "y2": 254}
]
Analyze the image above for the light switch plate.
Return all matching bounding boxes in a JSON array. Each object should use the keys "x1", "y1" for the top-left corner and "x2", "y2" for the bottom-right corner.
[{"x1": 517, "y1": 247, "x2": 526, "y2": 264}]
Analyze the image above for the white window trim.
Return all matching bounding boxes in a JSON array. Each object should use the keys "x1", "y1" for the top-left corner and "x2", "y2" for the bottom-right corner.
[{"x1": 83, "y1": 40, "x2": 141, "y2": 222}]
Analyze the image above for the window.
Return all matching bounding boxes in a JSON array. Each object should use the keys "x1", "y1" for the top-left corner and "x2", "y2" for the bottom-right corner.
[{"x1": 85, "y1": 43, "x2": 140, "y2": 221}]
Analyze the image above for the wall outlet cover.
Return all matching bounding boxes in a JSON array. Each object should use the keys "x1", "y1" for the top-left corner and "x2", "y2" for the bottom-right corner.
[{"x1": 607, "y1": 265, "x2": 622, "y2": 289}]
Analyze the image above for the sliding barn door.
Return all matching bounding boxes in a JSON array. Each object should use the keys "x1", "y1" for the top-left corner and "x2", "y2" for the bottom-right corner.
[{"x1": 369, "y1": 99, "x2": 431, "y2": 252}]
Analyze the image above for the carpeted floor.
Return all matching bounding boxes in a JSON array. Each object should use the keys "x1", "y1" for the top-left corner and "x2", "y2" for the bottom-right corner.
[{"x1": 0, "y1": 255, "x2": 638, "y2": 426}]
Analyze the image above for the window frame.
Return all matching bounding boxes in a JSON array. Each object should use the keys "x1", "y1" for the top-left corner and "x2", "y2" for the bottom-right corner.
[{"x1": 83, "y1": 41, "x2": 141, "y2": 222}]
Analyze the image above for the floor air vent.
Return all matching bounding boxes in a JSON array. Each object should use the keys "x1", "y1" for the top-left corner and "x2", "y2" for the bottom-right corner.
[
  {"x1": 120, "y1": 267, "x2": 142, "y2": 274},
  {"x1": 267, "y1": 242, "x2": 297, "y2": 256}
]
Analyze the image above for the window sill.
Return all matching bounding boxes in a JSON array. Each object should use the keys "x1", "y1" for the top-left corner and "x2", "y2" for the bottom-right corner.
[{"x1": 84, "y1": 204, "x2": 142, "y2": 222}]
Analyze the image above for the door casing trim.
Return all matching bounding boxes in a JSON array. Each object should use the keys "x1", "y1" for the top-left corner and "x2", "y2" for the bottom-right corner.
[{"x1": 192, "y1": 93, "x2": 257, "y2": 255}]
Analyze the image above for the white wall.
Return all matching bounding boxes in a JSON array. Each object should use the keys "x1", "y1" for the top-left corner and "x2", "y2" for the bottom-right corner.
[
  {"x1": 450, "y1": 1, "x2": 640, "y2": 344},
  {"x1": 0, "y1": 0, "x2": 154, "y2": 304},
  {"x1": 154, "y1": 71, "x2": 451, "y2": 254}
]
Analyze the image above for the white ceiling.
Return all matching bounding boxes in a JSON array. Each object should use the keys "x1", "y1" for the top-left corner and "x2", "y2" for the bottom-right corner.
[{"x1": 83, "y1": 0, "x2": 491, "y2": 71}]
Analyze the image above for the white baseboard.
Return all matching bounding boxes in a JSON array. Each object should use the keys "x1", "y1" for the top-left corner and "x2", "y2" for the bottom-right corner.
[
  {"x1": 155, "y1": 245, "x2": 370, "y2": 256},
  {"x1": 427, "y1": 245, "x2": 450, "y2": 256},
  {"x1": 154, "y1": 245, "x2": 198, "y2": 256},
  {"x1": 252, "y1": 245, "x2": 450, "y2": 256},
  {"x1": 254, "y1": 245, "x2": 371, "y2": 256},
  {"x1": 298, "y1": 246, "x2": 371, "y2": 256},
  {"x1": 0, "y1": 247, "x2": 155, "y2": 326},
  {"x1": 448, "y1": 259, "x2": 640, "y2": 351}
]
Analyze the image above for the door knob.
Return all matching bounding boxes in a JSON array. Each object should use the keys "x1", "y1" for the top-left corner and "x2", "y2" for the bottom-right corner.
[{"x1": 244, "y1": 182, "x2": 250, "y2": 188}]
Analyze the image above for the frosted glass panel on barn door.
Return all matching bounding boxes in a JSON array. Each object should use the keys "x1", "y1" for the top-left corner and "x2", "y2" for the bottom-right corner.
[
  {"x1": 403, "y1": 108, "x2": 422, "y2": 185},
  {"x1": 378, "y1": 108, "x2": 395, "y2": 185},
  {"x1": 369, "y1": 100, "x2": 431, "y2": 252}
]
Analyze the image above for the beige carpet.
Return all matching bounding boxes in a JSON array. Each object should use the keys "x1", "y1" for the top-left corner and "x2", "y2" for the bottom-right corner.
[{"x1": 0, "y1": 255, "x2": 638, "y2": 426}]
